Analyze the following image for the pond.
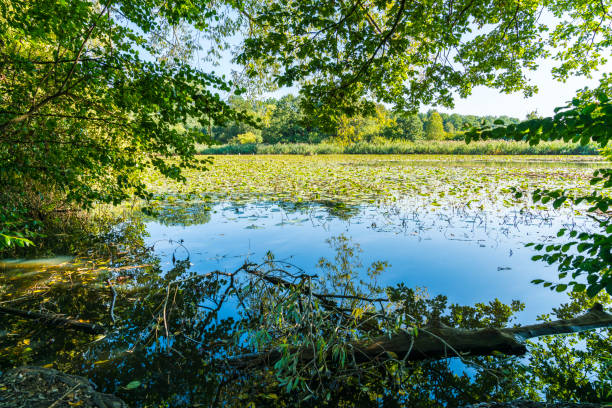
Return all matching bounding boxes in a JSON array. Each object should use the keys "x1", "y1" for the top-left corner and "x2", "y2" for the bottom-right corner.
[
  {"x1": 144, "y1": 155, "x2": 603, "y2": 322},
  {"x1": 0, "y1": 154, "x2": 609, "y2": 407}
]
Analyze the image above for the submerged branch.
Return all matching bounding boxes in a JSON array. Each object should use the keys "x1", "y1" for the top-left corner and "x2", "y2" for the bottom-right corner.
[
  {"x1": 0, "y1": 305, "x2": 105, "y2": 334},
  {"x1": 230, "y1": 303, "x2": 612, "y2": 368},
  {"x1": 245, "y1": 265, "x2": 381, "y2": 332}
]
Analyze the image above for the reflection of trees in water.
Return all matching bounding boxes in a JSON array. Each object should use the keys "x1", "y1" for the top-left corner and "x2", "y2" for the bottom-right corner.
[
  {"x1": 153, "y1": 198, "x2": 594, "y2": 253},
  {"x1": 0, "y1": 223, "x2": 610, "y2": 407},
  {"x1": 318, "y1": 200, "x2": 360, "y2": 220},
  {"x1": 141, "y1": 199, "x2": 360, "y2": 228},
  {"x1": 141, "y1": 201, "x2": 212, "y2": 227},
  {"x1": 368, "y1": 200, "x2": 591, "y2": 249}
]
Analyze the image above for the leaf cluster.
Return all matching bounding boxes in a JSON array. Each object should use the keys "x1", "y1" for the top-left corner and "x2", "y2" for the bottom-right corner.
[
  {"x1": 0, "y1": 0, "x2": 248, "y2": 214},
  {"x1": 466, "y1": 76, "x2": 612, "y2": 298}
]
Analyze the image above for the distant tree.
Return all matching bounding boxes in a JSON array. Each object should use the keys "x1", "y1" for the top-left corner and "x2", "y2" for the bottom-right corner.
[
  {"x1": 482, "y1": 116, "x2": 495, "y2": 126},
  {"x1": 449, "y1": 113, "x2": 464, "y2": 130},
  {"x1": 334, "y1": 115, "x2": 361, "y2": 145},
  {"x1": 213, "y1": 122, "x2": 260, "y2": 143},
  {"x1": 444, "y1": 122, "x2": 456, "y2": 134},
  {"x1": 384, "y1": 114, "x2": 424, "y2": 140},
  {"x1": 439, "y1": 112, "x2": 450, "y2": 124},
  {"x1": 212, "y1": 96, "x2": 262, "y2": 143},
  {"x1": 425, "y1": 112, "x2": 446, "y2": 140},
  {"x1": 327, "y1": 104, "x2": 393, "y2": 144},
  {"x1": 262, "y1": 95, "x2": 310, "y2": 143},
  {"x1": 418, "y1": 112, "x2": 427, "y2": 124},
  {"x1": 526, "y1": 110, "x2": 541, "y2": 120},
  {"x1": 213, "y1": 95, "x2": 521, "y2": 145},
  {"x1": 497, "y1": 115, "x2": 520, "y2": 125},
  {"x1": 231, "y1": 131, "x2": 263, "y2": 144},
  {"x1": 360, "y1": 104, "x2": 394, "y2": 140},
  {"x1": 463, "y1": 115, "x2": 479, "y2": 128},
  {"x1": 404, "y1": 115, "x2": 425, "y2": 140}
]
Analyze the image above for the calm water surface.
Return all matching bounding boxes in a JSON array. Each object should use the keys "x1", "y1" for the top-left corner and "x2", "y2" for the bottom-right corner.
[
  {"x1": 0, "y1": 157, "x2": 606, "y2": 407},
  {"x1": 144, "y1": 158, "x2": 600, "y2": 323}
]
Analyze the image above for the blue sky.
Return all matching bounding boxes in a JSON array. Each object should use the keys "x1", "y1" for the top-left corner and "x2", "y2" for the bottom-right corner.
[{"x1": 430, "y1": 59, "x2": 611, "y2": 119}]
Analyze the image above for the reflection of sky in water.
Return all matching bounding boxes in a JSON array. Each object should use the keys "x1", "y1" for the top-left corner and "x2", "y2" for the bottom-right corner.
[{"x1": 145, "y1": 198, "x2": 596, "y2": 324}]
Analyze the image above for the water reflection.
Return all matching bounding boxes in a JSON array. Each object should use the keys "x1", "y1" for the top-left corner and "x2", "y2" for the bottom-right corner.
[
  {"x1": 142, "y1": 200, "x2": 213, "y2": 227},
  {"x1": 0, "y1": 224, "x2": 609, "y2": 407},
  {"x1": 144, "y1": 198, "x2": 595, "y2": 323},
  {"x1": 0, "y1": 156, "x2": 609, "y2": 406}
]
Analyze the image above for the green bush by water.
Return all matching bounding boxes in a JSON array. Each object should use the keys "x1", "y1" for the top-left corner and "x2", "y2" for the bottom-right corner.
[{"x1": 199, "y1": 140, "x2": 600, "y2": 155}]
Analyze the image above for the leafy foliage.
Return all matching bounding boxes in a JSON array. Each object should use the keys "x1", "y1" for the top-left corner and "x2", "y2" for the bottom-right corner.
[
  {"x1": 0, "y1": 209, "x2": 37, "y2": 250},
  {"x1": 231, "y1": 131, "x2": 263, "y2": 144},
  {"x1": 0, "y1": 0, "x2": 248, "y2": 212},
  {"x1": 237, "y1": 0, "x2": 610, "y2": 120},
  {"x1": 466, "y1": 76, "x2": 612, "y2": 297},
  {"x1": 425, "y1": 111, "x2": 447, "y2": 140},
  {"x1": 525, "y1": 292, "x2": 612, "y2": 402}
]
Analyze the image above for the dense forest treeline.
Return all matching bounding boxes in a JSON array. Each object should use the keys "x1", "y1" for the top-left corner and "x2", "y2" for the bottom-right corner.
[
  {"x1": 208, "y1": 95, "x2": 522, "y2": 145},
  {"x1": 199, "y1": 139, "x2": 600, "y2": 155}
]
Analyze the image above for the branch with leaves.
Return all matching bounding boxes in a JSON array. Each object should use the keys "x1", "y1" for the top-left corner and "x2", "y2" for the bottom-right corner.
[{"x1": 465, "y1": 76, "x2": 612, "y2": 298}]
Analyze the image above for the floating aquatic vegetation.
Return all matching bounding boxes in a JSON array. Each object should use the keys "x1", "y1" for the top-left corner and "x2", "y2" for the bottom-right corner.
[{"x1": 142, "y1": 155, "x2": 605, "y2": 215}]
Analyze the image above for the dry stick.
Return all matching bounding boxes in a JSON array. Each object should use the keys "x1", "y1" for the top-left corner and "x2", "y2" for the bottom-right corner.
[
  {"x1": 0, "y1": 305, "x2": 105, "y2": 334},
  {"x1": 245, "y1": 267, "x2": 381, "y2": 332},
  {"x1": 107, "y1": 279, "x2": 117, "y2": 324},
  {"x1": 126, "y1": 267, "x2": 243, "y2": 355},
  {"x1": 48, "y1": 384, "x2": 81, "y2": 408},
  {"x1": 163, "y1": 284, "x2": 171, "y2": 345}
]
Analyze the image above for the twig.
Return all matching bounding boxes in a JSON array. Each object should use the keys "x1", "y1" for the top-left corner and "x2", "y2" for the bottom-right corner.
[
  {"x1": 48, "y1": 383, "x2": 80, "y2": 408},
  {"x1": 107, "y1": 279, "x2": 117, "y2": 324}
]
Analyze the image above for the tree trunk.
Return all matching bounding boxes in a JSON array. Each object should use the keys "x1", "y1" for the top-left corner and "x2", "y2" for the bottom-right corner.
[{"x1": 231, "y1": 303, "x2": 612, "y2": 368}]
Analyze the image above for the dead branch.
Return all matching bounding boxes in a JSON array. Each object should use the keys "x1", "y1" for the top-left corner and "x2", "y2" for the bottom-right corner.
[{"x1": 0, "y1": 305, "x2": 105, "y2": 334}]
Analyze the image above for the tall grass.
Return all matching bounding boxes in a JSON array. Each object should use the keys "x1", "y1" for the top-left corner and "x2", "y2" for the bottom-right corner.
[{"x1": 198, "y1": 140, "x2": 600, "y2": 155}]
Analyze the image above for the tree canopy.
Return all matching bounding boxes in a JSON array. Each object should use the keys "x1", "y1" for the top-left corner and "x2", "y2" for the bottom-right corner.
[
  {"x1": 237, "y1": 0, "x2": 611, "y2": 121},
  {"x1": 425, "y1": 111, "x2": 446, "y2": 140},
  {"x1": 1, "y1": 0, "x2": 612, "y2": 405},
  {"x1": 4, "y1": 0, "x2": 607, "y2": 211},
  {"x1": 0, "y1": 0, "x2": 248, "y2": 210}
]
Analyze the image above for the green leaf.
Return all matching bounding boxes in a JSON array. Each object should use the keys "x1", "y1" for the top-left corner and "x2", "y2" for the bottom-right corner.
[
  {"x1": 587, "y1": 284, "x2": 603, "y2": 298},
  {"x1": 125, "y1": 381, "x2": 142, "y2": 390}
]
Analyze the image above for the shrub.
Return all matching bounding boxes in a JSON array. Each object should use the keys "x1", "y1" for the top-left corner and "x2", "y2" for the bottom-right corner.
[{"x1": 231, "y1": 132, "x2": 263, "y2": 145}]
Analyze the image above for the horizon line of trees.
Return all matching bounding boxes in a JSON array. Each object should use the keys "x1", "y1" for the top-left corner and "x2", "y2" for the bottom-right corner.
[{"x1": 207, "y1": 94, "x2": 523, "y2": 145}]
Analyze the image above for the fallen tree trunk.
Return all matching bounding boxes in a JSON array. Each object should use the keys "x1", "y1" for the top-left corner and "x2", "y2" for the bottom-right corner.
[
  {"x1": 0, "y1": 305, "x2": 105, "y2": 334},
  {"x1": 231, "y1": 303, "x2": 612, "y2": 368}
]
